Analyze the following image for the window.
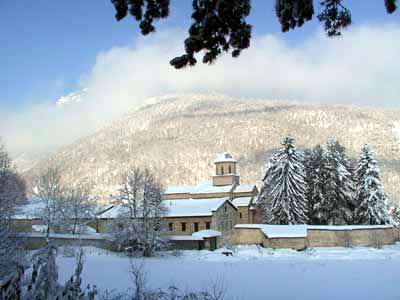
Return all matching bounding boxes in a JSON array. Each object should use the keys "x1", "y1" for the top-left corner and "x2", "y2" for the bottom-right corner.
[
  {"x1": 221, "y1": 166, "x2": 224, "y2": 175},
  {"x1": 194, "y1": 222, "x2": 199, "y2": 232},
  {"x1": 228, "y1": 165, "x2": 232, "y2": 174},
  {"x1": 224, "y1": 205, "x2": 227, "y2": 213},
  {"x1": 168, "y1": 222, "x2": 174, "y2": 232},
  {"x1": 181, "y1": 222, "x2": 186, "y2": 232},
  {"x1": 206, "y1": 222, "x2": 211, "y2": 229},
  {"x1": 239, "y1": 212, "x2": 242, "y2": 219}
]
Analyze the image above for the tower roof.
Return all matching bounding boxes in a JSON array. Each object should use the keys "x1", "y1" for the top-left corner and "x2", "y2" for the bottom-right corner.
[{"x1": 213, "y1": 152, "x2": 237, "y2": 164}]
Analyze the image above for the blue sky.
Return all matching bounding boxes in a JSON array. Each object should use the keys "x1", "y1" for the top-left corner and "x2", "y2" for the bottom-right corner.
[
  {"x1": 1, "y1": 1, "x2": 400, "y2": 156},
  {"x1": 1, "y1": 0, "x2": 397, "y2": 110}
]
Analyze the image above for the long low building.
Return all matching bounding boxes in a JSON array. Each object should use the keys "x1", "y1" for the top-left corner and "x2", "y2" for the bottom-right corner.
[{"x1": 12, "y1": 152, "x2": 263, "y2": 248}]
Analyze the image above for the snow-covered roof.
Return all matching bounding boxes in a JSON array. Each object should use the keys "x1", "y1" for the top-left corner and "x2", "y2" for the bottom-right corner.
[
  {"x1": 164, "y1": 185, "x2": 194, "y2": 194},
  {"x1": 235, "y1": 224, "x2": 394, "y2": 238},
  {"x1": 165, "y1": 181, "x2": 234, "y2": 195},
  {"x1": 232, "y1": 197, "x2": 253, "y2": 207},
  {"x1": 192, "y1": 229, "x2": 221, "y2": 239},
  {"x1": 307, "y1": 225, "x2": 394, "y2": 231},
  {"x1": 235, "y1": 224, "x2": 308, "y2": 238},
  {"x1": 167, "y1": 235, "x2": 204, "y2": 241},
  {"x1": 233, "y1": 184, "x2": 257, "y2": 194},
  {"x1": 213, "y1": 152, "x2": 237, "y2": 163},
  {"x1": 96, "y1": 205, "x2": 129, "y2": 219},
  {"x1": 164, "y1": 198, "x2": 229, "y2": 217}
]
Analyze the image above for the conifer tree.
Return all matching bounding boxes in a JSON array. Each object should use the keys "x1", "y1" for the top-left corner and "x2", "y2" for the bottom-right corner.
[
  {"x1": 390, "y1": 203, "x2": 400, "y2": 225},
  {"x1": 259, "y1": 137, "x2": 308, "y2": 224},
  {"x1": 305, "y1": 141, "x2": 355, "y2": 225},
  {"x1": 354, "y1": 144, "x2": 391, "y2": 225},
  {"x1": 304, "y1": 144, "x2": 330, "y2": 224},
  {"x1": 110, "y1": 1, "x2": 398, "y2": 68},
  {"x1": 325, "y1": 140, "x2": 355, "y2": 224}
]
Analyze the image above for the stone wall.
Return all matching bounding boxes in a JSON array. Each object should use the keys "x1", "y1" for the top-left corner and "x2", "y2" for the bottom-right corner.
[
  {"x1": 307, "y1": 227, "x2": 396, "y2": 248},
  {"x1": 17, "y1": 234, "x2": 117, "y2": 251},
  {"x1": 234, "y1": 225, "x2": 398, "y2": 249},
  {"x1": 212, "y1": 202, "x2": 239, "y2": 247},
  {"x1": 12, "y1": 219, "x2": 43, "y2": 232},
  {"x1": 164, "y1": 216, "x2": 212, "y2": 235},
  {"x1": 237, "y1": 206, "x2": 251, "y2": 224}
]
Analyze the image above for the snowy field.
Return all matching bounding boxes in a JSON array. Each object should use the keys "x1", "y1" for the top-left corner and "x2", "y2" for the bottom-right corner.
[{"x1": 55, "y1": 244, "x2": 400, "y2": 300}]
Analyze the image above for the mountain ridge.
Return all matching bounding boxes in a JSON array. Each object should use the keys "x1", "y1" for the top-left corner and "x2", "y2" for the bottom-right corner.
[{"x1": 22, "y1": 94, "x2": 400, "y2": 204}]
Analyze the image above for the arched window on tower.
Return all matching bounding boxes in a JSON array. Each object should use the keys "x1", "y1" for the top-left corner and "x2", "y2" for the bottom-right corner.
[
  {"x1": 221, "y1": 166, "x2": 224, "y2": 175},
  {"x1": 228, "y1": 165, "x2": 232, "y2": 174}
]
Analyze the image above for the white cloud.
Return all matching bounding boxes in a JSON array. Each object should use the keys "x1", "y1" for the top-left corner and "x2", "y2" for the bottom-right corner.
[{"x1": 1, "y1": 23, "x2": 400, "y2": 157}]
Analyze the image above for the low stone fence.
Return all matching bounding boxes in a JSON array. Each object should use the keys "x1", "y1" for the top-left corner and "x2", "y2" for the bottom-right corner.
[
  {"x1": 234, "y1": 224, "x2": 398, "y2": 249},
  {"x1": 16, "y1": 233, "x2": 118, "y2": 251}
]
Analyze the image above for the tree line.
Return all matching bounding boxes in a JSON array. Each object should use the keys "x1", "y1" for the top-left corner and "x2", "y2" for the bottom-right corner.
[{"x1": 258, "y1": 137, "x2": 392, "y2": 225}]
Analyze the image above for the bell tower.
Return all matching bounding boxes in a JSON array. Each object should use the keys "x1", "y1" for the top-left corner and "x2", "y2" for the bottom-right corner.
[{"x1": 212, "y1": 152, "x2": 240, "y2": 186}]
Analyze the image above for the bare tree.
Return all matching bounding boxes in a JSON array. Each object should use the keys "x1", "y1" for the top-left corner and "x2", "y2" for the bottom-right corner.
[
  {"x1": 0, "y1": 142, "x2": 27, "y2": 280},
  {"x1": 33, "y1": 165, "x2": 64, "y2": 236},
  {"x1": 112, "y1": 168, "x2": 167, "y2": 257},
  {"x1": 59, "y1": 184, "x2": 97, "y2": 235}
]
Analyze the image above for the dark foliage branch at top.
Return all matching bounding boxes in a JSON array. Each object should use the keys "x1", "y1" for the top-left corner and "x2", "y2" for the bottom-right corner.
[{"x1": 110, "y1": 0, "x2": 397, "y2": 68}]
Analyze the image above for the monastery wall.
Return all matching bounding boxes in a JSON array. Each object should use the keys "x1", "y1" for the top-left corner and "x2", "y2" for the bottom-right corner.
[{"x1": 234, "y1": 225, "x2": 398, "y2": 249}]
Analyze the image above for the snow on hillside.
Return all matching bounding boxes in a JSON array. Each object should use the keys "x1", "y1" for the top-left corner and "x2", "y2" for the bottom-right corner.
[
  {"x1": 24, "y1": 93, "x2": 400, "y2": 204},
  {"x1": 56, "y1": 89, "x2": 87, "y2": 106},
  {"x1": 55, "y1": 244, "x2": 400, "y2": 300}
]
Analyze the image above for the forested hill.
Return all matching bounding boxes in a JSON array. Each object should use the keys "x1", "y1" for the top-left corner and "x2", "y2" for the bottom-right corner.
[{"x1": 23, "y1": 94, "x2": 400, "y2": 204}]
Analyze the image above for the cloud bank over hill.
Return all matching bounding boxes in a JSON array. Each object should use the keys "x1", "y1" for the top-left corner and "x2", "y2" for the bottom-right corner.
[{"x1": 1, "y1": 23, "x2": 400, "y2": 157}]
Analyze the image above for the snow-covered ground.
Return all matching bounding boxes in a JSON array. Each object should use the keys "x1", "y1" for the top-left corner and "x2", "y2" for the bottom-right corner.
[{"x1": 56, "y1": 244, "x2": 400, "y2": 300}]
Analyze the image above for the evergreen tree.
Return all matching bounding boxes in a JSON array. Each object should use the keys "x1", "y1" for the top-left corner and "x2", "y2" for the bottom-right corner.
[
  {"x1": 259, "y1": 137, "x2": 308, "y2": 224},
  {"x1": 325, "y1": 140, "x2": 355, "y2": 224},
  {"x1": 390, "y1": 203, "x2": 400, "y2": 225},
  {"x1": 110, "y1": 1, "x2": 398, "y2": 68},
  {"x1": 304, "y1": 144, "x2": 330, "y2": 224},
  {"x1": 305, "y1": 141, "x2": 355, "y2": 225},
  {"x1": 354, "y1": 144, "x2": 391, "y2": 225}
]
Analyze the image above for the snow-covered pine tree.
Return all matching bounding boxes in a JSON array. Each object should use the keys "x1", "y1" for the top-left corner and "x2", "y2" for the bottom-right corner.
[
  {"x1": 305, "y1": 141, "x2": 355, "y2": 225},
  {"x1": 325, "y1": 140, "x2": 355, "y2": 224},
  {"x1": 304, "y1": 144, "x2": 330, "y2": 224},
  {"x1": 259, "y1": 137, "x2": 308, "y2": 224},
  {"x1": 354, "y1": 144, "x2": 391, "y2": 225},
  {"x1": 390, "y1": 203, "x2": 400, "y2": 225}
]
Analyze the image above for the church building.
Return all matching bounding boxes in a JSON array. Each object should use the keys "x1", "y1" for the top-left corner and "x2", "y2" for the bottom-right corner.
[{"x1": 163, "y1": 152, "x2": 260, "y2": 241}]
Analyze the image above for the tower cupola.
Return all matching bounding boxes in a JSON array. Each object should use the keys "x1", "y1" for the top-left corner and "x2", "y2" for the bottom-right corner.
[{"x1": 212, "y1": 152, "x2": 240, "y2": 186}]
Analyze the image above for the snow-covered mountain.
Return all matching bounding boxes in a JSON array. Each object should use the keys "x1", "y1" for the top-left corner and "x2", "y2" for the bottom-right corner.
[
  {"x1": 23, "y1": 94, "x2": 400, "y2": 204},
  {"x1": 56, "y1": 89, "x2": 87, "y2": 106}
]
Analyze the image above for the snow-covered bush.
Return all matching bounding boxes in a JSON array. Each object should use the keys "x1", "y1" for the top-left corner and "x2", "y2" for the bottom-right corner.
[{"x1": 0, "y1": 243, "x2": 97, "y2": 300}]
